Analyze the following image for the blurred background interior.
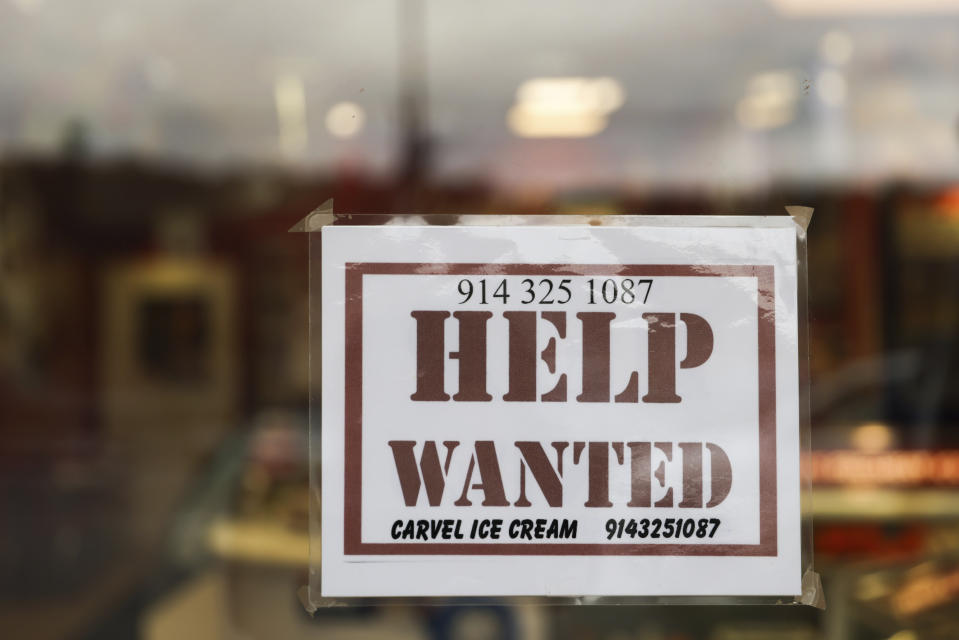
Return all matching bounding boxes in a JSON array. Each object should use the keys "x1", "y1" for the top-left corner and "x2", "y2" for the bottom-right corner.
[{"x1": 2, "y1": 0, "x2": 959, "y2": 638}]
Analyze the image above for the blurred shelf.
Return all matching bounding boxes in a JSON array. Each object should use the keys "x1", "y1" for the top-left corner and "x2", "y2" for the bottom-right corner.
[
  {"x1": 813, "y1": 488, "x2": 959, "y2": 521},
  {"x1": 207, "y1": 518, "x2": 309, "y2": 567}
]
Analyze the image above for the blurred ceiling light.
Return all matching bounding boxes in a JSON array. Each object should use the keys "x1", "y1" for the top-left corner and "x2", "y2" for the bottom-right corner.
[
  {"x1": 736, "y1": 71, "x2": 798, "y2": 131},
  {"x1": 748, "y1": 71, "x2": 800, "y2": 102},
  {"x1": 508, "y1": 106, "x2": 607, "y2": 138},
  {"x1": 274, "y1": 73, "x2": 308, "y2": 158},
  {"x1": 736, "y1": 99, "x2": 794, "y2": 130},
  {"x1": 817, "y1": 69, "x2": 848, "y2": 106},
  {"x1": 819, "y1": 30, "x2": 854, "y2": 65},
  {"x1": 516, "y1": 77, "x2": 625, "y2": 114},
  {"x1": 851, "y1": 422, "x2": 896, "y2": 453},
  {"x1": 769, "y1": 0, "x2": 959, "y2": 16},
  {"x1": 508, "y1": 77, "x2": 625, "y2": 138},
  {"x1": 325, "y1": 101, "x2": 365, "y2": 139}
]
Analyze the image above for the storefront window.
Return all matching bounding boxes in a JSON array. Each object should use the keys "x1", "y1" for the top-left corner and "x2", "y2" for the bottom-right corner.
[{"x1": 1, "y1": 1, "x2": 958, "y2": 638}]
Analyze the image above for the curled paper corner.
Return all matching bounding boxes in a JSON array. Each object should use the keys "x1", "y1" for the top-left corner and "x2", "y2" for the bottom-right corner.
[
  {"x1": 290, "y1": 198, "x2": 335, "y2": 233},
  {"x1": 297, "y1": 585, "x2": 317, "y2": 615},
  {"x1": 785, "y1": 206, "x2": 814, "y2": 235},
  {"x1": 797, "y1": 568, "x2": 826, "y2": 610}
]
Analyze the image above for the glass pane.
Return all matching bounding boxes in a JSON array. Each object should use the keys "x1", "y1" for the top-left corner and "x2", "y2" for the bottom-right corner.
[{"x1": 2, "y1": 1, "x2": 958, "y2": 638}]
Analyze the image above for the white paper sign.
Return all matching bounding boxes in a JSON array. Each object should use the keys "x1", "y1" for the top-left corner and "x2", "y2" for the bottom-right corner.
[{"x1": 321, "y1": 221, "x2": 800, "y2": 597}]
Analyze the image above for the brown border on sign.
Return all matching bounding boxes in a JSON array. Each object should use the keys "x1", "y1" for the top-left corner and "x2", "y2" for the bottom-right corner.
[{"x1": 343, "y1": 263, "x2": 777, "y2": 556}]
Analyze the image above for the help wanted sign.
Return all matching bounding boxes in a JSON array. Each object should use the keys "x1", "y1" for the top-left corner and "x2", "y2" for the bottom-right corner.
[{"x1": 320, "y1": 220, "x2": 801, "y2": 597}]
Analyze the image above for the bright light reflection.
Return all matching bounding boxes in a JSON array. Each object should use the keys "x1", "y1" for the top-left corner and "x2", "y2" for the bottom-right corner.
[
  {"x1": 736, "y1": 70, "x2": 799, "y2": 130},
  {"x1": 769, "y1": 0, "x2": 959, "y2": 16},
  {"x1": 325, "y1": 101, "x2": 365, "y2": 139},
  {"x1": 851, "y1": 422, "x2": 895, "y2": 453},
  {"x1": 508, "y1": 77, "x2": 625, "y2": 138},
  {"x1": 274, "y1": 73, "x2": 308, "y2": 157}
]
